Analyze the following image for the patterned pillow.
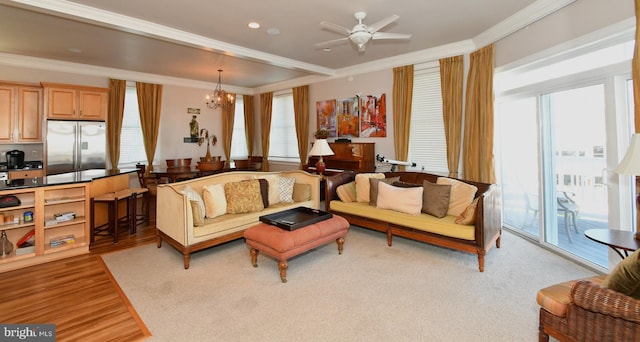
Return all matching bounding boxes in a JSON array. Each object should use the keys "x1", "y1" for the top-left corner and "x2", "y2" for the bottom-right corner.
[
  {"x1": 181, "y1": 185, "x2": 205, "y2": 222},
  {"x1": 279, "y1": 177, "x2": 295, "y2": 203},
  {"x1": 202, "y1": 184, "x2": 227, "y2": 218},
  {"x1": 355, "y1": 173, "x2": 385, "y2": 202},
  {"x1": 336, "y1": 181, "x2": 357, "y2": 202},
  {"x1": 369, "y1": 177, "x2": 400, "y2": 206},
  {"x1": 224, "y1": 180, "x2": 264, "y2": 214},
  {"x1": 292, "y1": 183, "x2": 311, "y2": 202}
]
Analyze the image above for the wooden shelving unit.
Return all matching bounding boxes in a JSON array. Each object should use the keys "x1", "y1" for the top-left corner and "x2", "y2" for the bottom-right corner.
[{"x1": 0, "y1": 183, "x2": 90, "y2": 272}]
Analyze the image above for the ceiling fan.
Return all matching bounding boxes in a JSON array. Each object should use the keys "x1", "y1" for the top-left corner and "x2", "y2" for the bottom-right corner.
[{"x1": 316, "y1": 12, "x2": 412, "y2": 52}]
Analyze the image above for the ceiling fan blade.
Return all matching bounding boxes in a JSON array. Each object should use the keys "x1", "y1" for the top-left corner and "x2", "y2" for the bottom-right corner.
[
  {"x1": 366, "y1": 14, "x2": 399, "y2": 34},
  {"x1": 315, "y1": 37, "x2": 349, "y2": 48},
  {"x1": 320, "y1": 21, "x2": 352, "y2": 35},
  {"x1": 371, "y1": 32, "x2": 412, "y2": 40}
]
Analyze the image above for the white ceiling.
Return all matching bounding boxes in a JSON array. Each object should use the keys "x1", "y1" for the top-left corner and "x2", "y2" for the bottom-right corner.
[{"x1": 0, "y1": 0, "x2": 574, "y2": 90}]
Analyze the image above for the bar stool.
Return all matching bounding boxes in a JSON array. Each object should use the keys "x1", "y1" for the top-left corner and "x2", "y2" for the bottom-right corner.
[
  {"x1": 90, "y1": 189, "x2": 135, "y2": 243},
  {"x1": 129, "y1": 187, "x2": 149, "y2": 232}
]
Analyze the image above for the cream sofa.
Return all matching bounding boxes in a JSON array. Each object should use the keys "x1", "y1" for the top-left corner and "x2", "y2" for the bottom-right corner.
[{"x1": 156, "y1": 170, "x2": 321, "y2": 268}]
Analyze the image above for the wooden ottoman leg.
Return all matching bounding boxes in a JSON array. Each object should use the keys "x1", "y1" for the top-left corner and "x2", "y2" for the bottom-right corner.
[
  {"x1": 250, "y1": 248, "x2": 259, "y2": 267},
  {"x1": 278, "y1": 259, "x2": 288, "y2": 283},
  {"x1": 336, "y1": 237, "x2": 345, "y2": 254}
]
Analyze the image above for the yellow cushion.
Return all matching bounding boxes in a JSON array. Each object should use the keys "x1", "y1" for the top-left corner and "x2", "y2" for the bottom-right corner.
[
  {"x1": 336, "y1": 181, "x2": 357, "y2": 202},
  {"x1": 224, "y1": 180, "x2": 264, "y2": 214},
  {"x1": 536, "y1": 275, "x2": 606, "y2": 317},
  {"x1": 436, "y1": 177, "x2": 478, "y2": 216},
  {"x1": 355, "y1": 173, "x2": 385, "y2": 203},
  {"x1": 190, "y1": 200, "x2": 204, "y2": 227},
  {"x1": 292, "y1": 183, "x2": 311, "y2": 202}
]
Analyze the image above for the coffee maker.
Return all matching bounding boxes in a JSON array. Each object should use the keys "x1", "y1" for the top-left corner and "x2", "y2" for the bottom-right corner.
[{"x1": 6, "y1": 150, "x2": 25, "y2": 169}]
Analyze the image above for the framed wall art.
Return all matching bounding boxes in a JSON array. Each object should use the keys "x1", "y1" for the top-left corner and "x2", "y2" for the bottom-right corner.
[
  {"x1": 359, "y1": 93, "x2": 387, "y2": 137},
  {"x1": 316, "y1": 99, "x2": 337, "y2": 137}
]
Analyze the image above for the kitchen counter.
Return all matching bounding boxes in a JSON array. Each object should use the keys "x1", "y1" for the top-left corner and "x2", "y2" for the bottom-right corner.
[{"x1": 0, "y1": 169, "x2": 136, "y2": 191}]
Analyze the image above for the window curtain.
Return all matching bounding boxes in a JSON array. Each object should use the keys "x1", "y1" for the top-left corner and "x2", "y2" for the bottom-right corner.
[
  {"x1": 243, "y1": 95, "x2": 255, "y2": 157},
  {"x1": 136, "y1": 82, "x2": 163, "y2": 171},
  {"x1": 392, "y1": 65, "x2": 414, "y2": 171},
  {"x1": 293, "y1": 85, "x2": 310, "y2": 169},
  {"x1": 462, "y1": 44, "x2": 495, "y2": 183},
  {"x1": 221, "y1": 95, "x2": 236, "y2": 167},
  {"x1": 439, "y1": 55, "x2": 464, "y2": 178},
  {"x1": 634, "y1": 0, "x2": 640, "y2": 132},
  {"x1": 107, "y1": 78, "x2": 126, "y2": 170},
  {"x1": 260, "y1": 92, "x2": 273, "y2": 171}
]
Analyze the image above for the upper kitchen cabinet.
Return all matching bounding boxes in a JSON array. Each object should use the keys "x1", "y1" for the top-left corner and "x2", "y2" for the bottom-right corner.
[
  {"x1": 41, "y1": 83, "x2": 108, "y2": 121},
  {"x1": 0, "y1": 82, "x2": 43, "y2": 143}
]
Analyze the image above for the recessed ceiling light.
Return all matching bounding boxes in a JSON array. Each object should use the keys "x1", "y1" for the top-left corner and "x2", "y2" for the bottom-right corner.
[
  {"x1": 68, "y1": 48, "x2": 82, "y2": 53},
  {"x1": 248, "y1": 22, "x2": 260, "y2": 29},
  {"x1": 266, "y1": 28, "x2": 280, "y2": 36},
  {"x1": 323, "y1": 48, "x2": 331, "y2": 52}
]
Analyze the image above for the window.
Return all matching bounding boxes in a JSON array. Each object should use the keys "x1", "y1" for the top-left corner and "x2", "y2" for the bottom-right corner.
[
  {"x1": 118, "y1": 85, "x2": 147, "y2": 166},
  {"x1": 268, "y1": 92, "x2": 299, "y2": 160},
  {"x1": 407, "y1": 66, "x2": 448, "y2": 173},
  {"x1": 230, "y1": 96, "x2": 248, "y2": 158}
]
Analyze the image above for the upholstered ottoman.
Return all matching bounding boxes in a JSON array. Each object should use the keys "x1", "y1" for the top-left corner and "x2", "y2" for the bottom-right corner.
[{"x1": 244, "y1": 215, "x2": 350, "y2": 282}]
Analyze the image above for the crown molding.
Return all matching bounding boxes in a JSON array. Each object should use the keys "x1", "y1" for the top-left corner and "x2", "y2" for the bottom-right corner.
[{"x1": 472, "y1": 0, "x2": 577, "y2": 48}]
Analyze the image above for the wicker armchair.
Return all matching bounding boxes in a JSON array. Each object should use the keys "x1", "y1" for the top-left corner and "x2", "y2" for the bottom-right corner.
[{"x1": 539, "y1": 279, "x2": 640, "y2": 342}]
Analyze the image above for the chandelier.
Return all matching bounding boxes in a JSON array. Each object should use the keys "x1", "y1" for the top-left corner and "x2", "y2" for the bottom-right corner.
[{"x1": 206, "y1": 69, "x2": 234, "y2": 109}]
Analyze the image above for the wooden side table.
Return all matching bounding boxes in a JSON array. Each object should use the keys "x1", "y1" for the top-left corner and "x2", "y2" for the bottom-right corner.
[{"x1": 584, "y1": 229, "x2": 640, "y2": 259}]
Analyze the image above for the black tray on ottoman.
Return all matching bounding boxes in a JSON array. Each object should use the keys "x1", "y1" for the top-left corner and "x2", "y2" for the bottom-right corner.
[{"x1": 259, "y1": 207, "x2": 333, "y2": 231}]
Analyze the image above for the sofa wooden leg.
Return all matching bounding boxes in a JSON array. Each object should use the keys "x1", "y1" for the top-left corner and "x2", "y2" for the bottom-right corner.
[
  {"x1": 477, "y1": 251, "x2": 485, "y2": 272},
  {"x1": 250, "y1": 248, "x2": 259, "y2": 267},
  {"x1": 386, "y1": 229, "x2": 393, "y2": 246},
  {"x1": 183, "y1": 252, "x2": 191, "y2": 269},
  {"x1": 538, "y1": 330, "x2": 549, "y2": 342},
  {"x1": 336, "y1": 237, "x2": 345, "y2": 254},
  {"x1": 496, "y1": 235, "x2": 501, "y2": 248},
  {"x1": 279, "y1": 259, "x2": 288, "y2": 283},
  {"x1": 156, "y1": 235, "x2": 162, "y2": 248}
]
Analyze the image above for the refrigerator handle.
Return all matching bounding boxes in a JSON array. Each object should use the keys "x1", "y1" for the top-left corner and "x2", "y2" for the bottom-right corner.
[{"x1": 73, "y1": 123, "x2": 79, "y2": 170}]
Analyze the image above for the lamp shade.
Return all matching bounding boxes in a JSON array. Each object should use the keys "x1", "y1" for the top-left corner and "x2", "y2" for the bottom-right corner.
[
  {"x1": 615, "y1": 134, "x2": 640, "y2": 175},
  {"x1": 309, "y1": 139, "x2": 334, "y2": 157}
]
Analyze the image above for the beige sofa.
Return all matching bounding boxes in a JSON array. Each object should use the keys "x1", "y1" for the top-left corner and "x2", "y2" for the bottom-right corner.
[
  {"x1": 156, "y1": 170, "x2": 321, "y2": 268},
  {"x1": 325, "y1": 171, "x2": 502, "y2": 272}
]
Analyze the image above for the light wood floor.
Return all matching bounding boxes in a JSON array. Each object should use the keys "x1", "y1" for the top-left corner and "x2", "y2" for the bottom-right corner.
[{"x1": 0, "y1": 200, "x2": 157, "y2": 341}]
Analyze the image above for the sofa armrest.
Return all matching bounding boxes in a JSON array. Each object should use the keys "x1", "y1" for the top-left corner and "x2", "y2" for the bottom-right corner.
[
  {"x1": 325, "y1": 171, "x2": 356, "y2": 211},
  {"x1": 476, "y1": 184, "x2": 502, "y2": 248},
  {"x1": 571, "y1": 280, "x2": 640, "y2": 323}
]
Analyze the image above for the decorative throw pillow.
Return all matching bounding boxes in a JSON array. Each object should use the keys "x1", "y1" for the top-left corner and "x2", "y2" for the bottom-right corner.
[
  {"x1": 336, "y1": 181, "x2": 357, "y2": 202},
  {"x1": 257, "y1": 179, "x2": 269, "y2": 208},
  {"x1": 603, "y1": 249, "x2": 640, "y2": 299},
  {"x1": 190, "y1": 200, "x2": 204, "y2": 227},
  {"x1": 392, "y1": 181, "x2": 422, "y2": 188},
  {"x1": 376, "y1": 182, "x2": 423, "y2": 215},
  {"x1": 355, "y1": 173, "x2": 385, "y2": 203},
  {"x1": 369, "y1": 177, "x2": 400, "y2": 206},
  {"x1": 181, "y1": 185, "x2": 205, "y2": 222},
  {"x1": 224, "y1": 180, "x2": 264, "y2": 214},
  {"x1": 253, "y1": 175, "x2": 280, "y2": 206},
  {"x1": 455, "y1": 198, "x2": 478, "y2": 225},
  {"x1": 422, "y1": 181, "x2": 451, "y2": 218},
  {"x1": 292, "y1": 183, "x2": 312, "y2": 202},
  {"x1": 202, "y1": 184, "x2": 227, "y2": 218},
  {"x1": 279, "y1": 177, "x2": 296, "y2": 203},
  {"x1": 436, "y1": 177, "x2": 478, "y2": 217}
]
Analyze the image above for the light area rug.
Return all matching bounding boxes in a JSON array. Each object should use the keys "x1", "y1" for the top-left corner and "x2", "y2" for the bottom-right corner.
[{"x1": 102, "y1": 227, "x2": 596, "y2": 342}]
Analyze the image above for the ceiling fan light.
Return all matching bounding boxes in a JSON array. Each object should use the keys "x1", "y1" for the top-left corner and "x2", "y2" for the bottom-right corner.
[{"x1": 350, "y1": 31, "x2": 370, "y2": 46}]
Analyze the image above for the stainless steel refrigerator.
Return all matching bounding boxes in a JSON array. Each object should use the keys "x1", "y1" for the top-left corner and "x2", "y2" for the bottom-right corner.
[{"x1": 46, "y1": 120, "x2": 106, "y2": 175}]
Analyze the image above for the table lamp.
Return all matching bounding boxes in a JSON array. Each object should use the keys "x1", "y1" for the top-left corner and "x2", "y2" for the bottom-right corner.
[
  {"x1": 614, "y1": 133, "x2": 640, "y2": 239},
  {"x1": 309, "y1": 139, "x2": 334, "y2": 175}
]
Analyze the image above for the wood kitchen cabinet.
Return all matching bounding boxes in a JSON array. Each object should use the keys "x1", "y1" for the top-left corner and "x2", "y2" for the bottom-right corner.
[
  {"x1": 41, "y1": 82, "x2": 108, "y2": 121},
  {"x1": 0, "y1": 82, "x2": 43, "y2": 143}
]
